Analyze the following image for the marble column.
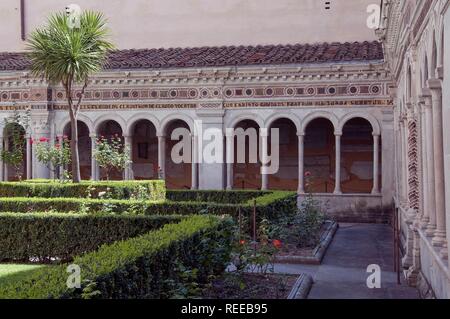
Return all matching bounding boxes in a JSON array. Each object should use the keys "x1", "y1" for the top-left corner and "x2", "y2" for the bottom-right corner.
[
  {"x1": 191, "y1": 134, "x2": 198, "y2": 190},
  {"x1": 123, "y1": 135, "x2": 132, "y2": 180},
  {"x1": 0, "y1": 135, "x2": 3, "y2": 181},
  {"x1": 334, "y1": 133, "x2": 342, "y2": 194},
  {"x1": 424, "y1": 97, "x2": 437, "y2": 236},
  {"x1": 400, "y1": 119, "x2": 408, "y2": 203},
  {"x1": 428, "y1": 81, "x2": 447, "y2": 247},
  {"x1": 225, "y1": 131, "x2": 234, "y2": 190},
  {"x1": 260, "y1": 129, "x2": 269, "y2": 191},
  {"x1": 419, "y1": 101, "x2": 430, "y2": 228},
  {"x1": 90, "y1": 134, "x2": 98, "y2": 180},
  {"x1": 26, "y1": 134, "x2": 32, "y2": 180},
  {"x1": 372, "y1": 134, "x2": 380, "y2": 194},
  {"x1": 298, "y1": 134, "x2": 305, "y2": 194},
  {"x1": 157, "y1": 134, "x2": 166, "y2": 180}
]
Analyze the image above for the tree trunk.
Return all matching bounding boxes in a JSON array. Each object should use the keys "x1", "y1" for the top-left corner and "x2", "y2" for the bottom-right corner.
[{"x1": 70, "y1": 113, "x2": 81, "y2": 183}]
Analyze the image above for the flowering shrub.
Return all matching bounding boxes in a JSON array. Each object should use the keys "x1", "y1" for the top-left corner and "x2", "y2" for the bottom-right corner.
[
  {"x1": 34, "y1": 136, "x2": 71, "y2": 180},
  {"x1": 269, "y1": 171, "x2": 326, "y2": 249},
  {"x1": 94, "y1": 135, "x2": 131, "y2": 180},
  {"x1": 231, "y1": 216, "x2": 278, "y2": 276}
]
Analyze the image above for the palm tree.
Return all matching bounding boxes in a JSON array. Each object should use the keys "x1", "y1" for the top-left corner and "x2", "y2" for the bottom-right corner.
[{"x1": 27, "y1": 11, "x2": 114, "y2": 182}]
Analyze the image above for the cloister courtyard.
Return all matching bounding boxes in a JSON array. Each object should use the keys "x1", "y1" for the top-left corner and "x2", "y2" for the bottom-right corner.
[{"x1": 0, "y1": 0, "x2": 449, "y2": 302}]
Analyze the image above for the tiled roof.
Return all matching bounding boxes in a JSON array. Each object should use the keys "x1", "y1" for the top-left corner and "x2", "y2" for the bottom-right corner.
[{"x1": 0, "y1": 41, "x2": 383, "y2": 71}]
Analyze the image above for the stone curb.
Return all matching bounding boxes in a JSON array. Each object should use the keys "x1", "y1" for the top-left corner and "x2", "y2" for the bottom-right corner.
[
  {"x1": 274, "y1": 221, "x2": 339, "y2": 265},
  {"x1": 287, "y1": 273, "x2": 313, "y2": 299}
]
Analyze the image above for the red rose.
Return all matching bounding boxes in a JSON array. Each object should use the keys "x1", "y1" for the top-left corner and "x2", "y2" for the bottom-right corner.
[
  {"x1": 305, "y1": 171, "x2": 311, "y2": 177},
  {"x1": 39, "y1": 137, "x2": 49, "y2": 142},
  {"x1": 239, "y1": 240, "x2": 246, "y2": 246},
  {"x1": 55, "y1": 143, "x2": 60, "y2": 149},
  {"x1": 273, "y1": 239, "x2": 282, "y2": 249}
]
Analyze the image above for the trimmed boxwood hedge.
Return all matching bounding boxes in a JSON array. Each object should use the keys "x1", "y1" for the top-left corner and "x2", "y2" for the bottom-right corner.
[
  {"x1": 166, "y1": 189, "x2": 268, "y2": 203},
  {"x1": 0, "y1": 215, "x2": 233, "y2": 299},
  {"x1": 0, "y1": 213, "x2": 183, "y2": 263},
  {"x1": 0, "y1": 180, "x2": 166, "y2": 201},
  {"x1": 0, "y1": 191, "x2": 297, "y2": 221}
]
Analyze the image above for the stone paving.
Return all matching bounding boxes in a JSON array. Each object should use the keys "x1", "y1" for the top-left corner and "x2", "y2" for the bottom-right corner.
[{"x1": 274, "y1": 223, "x2": 421, "y2": 299}]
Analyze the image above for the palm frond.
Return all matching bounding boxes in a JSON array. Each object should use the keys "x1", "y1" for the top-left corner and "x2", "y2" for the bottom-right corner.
[{"x1": 26, "y1": 10, "x2": 115, "y2": 85}]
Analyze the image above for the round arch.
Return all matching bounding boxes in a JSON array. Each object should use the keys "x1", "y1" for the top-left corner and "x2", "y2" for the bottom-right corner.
[
  {"x1": 338, "y1": 113, "x2": 381, "y2": 136},
  {"x1": 227, "y1": 113, "x2": 265, "y2": 130},
  {"x1": 301, "y1": 111, "x2": 339, "y2": 135},
  {"x1": 265, "y1": 113, "x2": 301, "y2": 133},
  {"x1": 125, "y1": 113, "x2": 161, "y2": 137},
  {"x1": 160, "y1": 114, "x2": 194, "y2": 136},
  {"x1": 57, "y1": 114, "x2": 94, "y2": 136},
  {"x1": 93, "y1": 114, "x2": 126, "y2": 134}
]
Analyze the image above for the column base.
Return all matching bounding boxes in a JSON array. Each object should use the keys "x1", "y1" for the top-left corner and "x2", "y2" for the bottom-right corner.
[
  {"x1": 419, "y1": 217, "x2": 430, "y2": 229},
  {"x1": 431, "y1": 230, "x2": 446, "y2": 247},
  {"x1": 371, "y1": 189, "x2": 380, "y2": 195},
  {"x1": 333, "y1": 190, "x2": 342, "y2": 195},
  {"x1": 425, "y1": 224, "x2": 436, "y2": 237}
]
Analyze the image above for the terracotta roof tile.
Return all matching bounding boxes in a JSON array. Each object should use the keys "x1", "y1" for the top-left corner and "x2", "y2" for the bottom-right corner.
[{"x1": 0, "y1": 41, "x2": 383, "y2": 71}]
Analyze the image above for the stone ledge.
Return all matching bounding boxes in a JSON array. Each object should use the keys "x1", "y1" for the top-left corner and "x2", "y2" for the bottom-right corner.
[{"x1": 287, "y1": 273, "x2": 313, "y2": 299}]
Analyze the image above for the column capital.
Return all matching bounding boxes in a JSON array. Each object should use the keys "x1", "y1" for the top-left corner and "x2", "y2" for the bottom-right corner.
[
  {"x1": 89, "y1": 133, "x2": 97, "y2": 139},
  {"x1": 427, "y1": 78, "x2": 442, "y2": 92},
  {"x1": 296, "y1": 132, "x2": 305, "y2": 137},
  {"x1": 334, "y1": 131, "x2": 342, "y2": 137},
  {"x1": 156, "y1": 133, "x2": 166, "y2": 138},
  {"x1": 372, "y1": 132, "x2": 381, "y2": 137},
  {"x1": 259, "y1": 128, "x2": 269, "y2": 137}
]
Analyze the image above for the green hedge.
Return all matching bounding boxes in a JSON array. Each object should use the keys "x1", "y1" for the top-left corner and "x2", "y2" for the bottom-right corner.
[
  {"x1": 0, "y1": 213, "x2": 183, "y2": 263},
  {"x1": 0, "y1": 191, "x2": 297, "y2": 221},
  {"x1": 166, "y1": 190, "x2": 267, "y2": 203},
  {"x1": 0, "y1": 180, "x2": 166, "y2": 201},
  {"x1": 0, "y1": 215, "x2": 233, "y2": 299}
]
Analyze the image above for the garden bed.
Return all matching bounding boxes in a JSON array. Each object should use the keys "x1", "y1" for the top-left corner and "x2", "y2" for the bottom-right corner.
[
  {"x1": 274, "y1": 221, "x2": 338, "y2": 265},
  {"x1": 199, "y1": 273, "x2": 299, "y2": 299}
]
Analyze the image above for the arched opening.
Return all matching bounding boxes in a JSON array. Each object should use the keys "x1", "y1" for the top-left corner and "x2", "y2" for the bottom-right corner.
[
  {"x1": 341, "y1": 118, "x2": 379, "y2": 194},
  {"x1": 2, "y1": 123, "x2": 27, "y2": 181},
  {"x1": 233, "y1": 119, "x2": 261, "y2": 190},
  {"x1": 304, "y1": 118, "x2": 335, "y2": 193},
  {"x1": 164, "y1": 119, "x2": 192, "y2": 189},
  {"x1": 268, "y1": 118, "x2": 298, "y2": 190},
  {"x1": 63, "y1": 121, "x2": 91, "y2": 180},
  {"x1": 97, "y1": 120, "x2": 124, "y2": 180},
  {"x1": 130, "y1": 120, "x2": 158, "y2": 180}
]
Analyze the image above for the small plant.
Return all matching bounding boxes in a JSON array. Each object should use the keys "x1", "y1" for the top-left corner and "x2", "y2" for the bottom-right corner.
[
  {"x1": 34, "y1": 136, "x2": 71, "y2": 181},
  {"x1": 98, "y1": 187, "x2": 117, "y2": 214},
  {"x1": 94, "y1": 135, "x2": 131, "y2": 180},
  {"x1": 126, "y1": 185, "x2": 149, "y2": 215}
]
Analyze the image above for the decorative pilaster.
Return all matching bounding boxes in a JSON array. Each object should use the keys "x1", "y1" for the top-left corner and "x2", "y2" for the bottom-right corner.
[
  {"x1": 334, "y1": 133, "x2": 342, "y2": 194},
  {"x1": 298, "y1": 134, "x2": 305, "y2": 194},
  {"x1": 157, "y1": 134, "x2": 166, "y2": 180}
]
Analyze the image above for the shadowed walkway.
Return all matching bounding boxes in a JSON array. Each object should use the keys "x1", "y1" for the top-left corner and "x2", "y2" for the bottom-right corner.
[{"x1": 274, "y1": 223, "x2": 420, "y2": 299}]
